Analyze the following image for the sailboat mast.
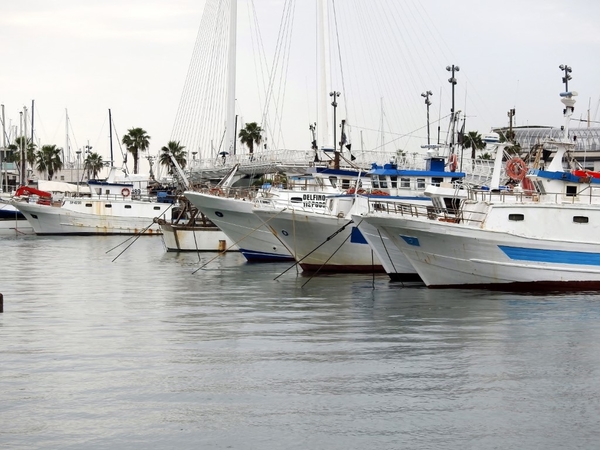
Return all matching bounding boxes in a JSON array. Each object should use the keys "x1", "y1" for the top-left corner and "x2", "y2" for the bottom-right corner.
[
  {"x1": 64, "y1": 109, "x2": 68, "y2": 166},
  {"x1": 109, "y1": 109, "x2": 114, "y2": 165},
  {"x1": 0, "y1": 104, "x2": 4, "y2": 192},
  {"x1": 226, "y1": 0, "x2": 237, "y2": 153},
  {"x1": 317, "y1": 0, "x2": 331, "y2": 150}
]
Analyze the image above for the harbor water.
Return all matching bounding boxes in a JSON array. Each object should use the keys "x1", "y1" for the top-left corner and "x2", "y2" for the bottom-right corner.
[{"x1": 1, "y1": 235, "x2": 600, "y2": 449}]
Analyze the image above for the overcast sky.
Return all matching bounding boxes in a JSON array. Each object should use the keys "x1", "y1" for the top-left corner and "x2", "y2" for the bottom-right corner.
[{"x1": 2, "y1": 0, "x2": 599, "y2": 175}]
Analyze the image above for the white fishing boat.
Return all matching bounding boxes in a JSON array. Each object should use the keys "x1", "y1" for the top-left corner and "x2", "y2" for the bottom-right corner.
[
  {"x1": 156, "y1": 199, "x2": 238, "y2": 252},
  {"x1": 361, "y1": 81, "x2": 600, "y2": 289},
  {"x1": 253, "y1": 151, "x2": 465, "y2": 274},
  {"x1": 11, "y1": 168, "x2": 173, "y2": 235},
  {"x1": 185, "y1": 166, "x2": 366, "y2": 261}
]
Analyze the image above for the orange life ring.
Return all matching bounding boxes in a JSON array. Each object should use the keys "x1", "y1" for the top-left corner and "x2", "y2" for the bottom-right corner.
[
  {"x1": 506, "y1": 157, "x2": 527, "y2": 181},
  {"x1": 209, "y1": 187, "x2": 224, "y2": 196},
  {"x1": 121, "y1": 188, "x2": 131, "y2": 197},
  {"x1": 449, "y1": 153, "x2": 458, "y2": 172}
]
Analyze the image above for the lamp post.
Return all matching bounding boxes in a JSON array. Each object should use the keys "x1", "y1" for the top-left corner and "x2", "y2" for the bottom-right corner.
[
  {"x1": 76, "y1": 149, "x2": 82, "y2": 195},
  {"x1": 559, "y1": 64, "x2": 572, "y2": 92},
  {"x1": 446, "y1": 65, "x2": 460, "y2": 153},
  {"x1": 329, "y1": 91, "x2": 340, "y2": 168},
  {"x1": 421, "y1": 90, "x2": 433, "y2": 146}
]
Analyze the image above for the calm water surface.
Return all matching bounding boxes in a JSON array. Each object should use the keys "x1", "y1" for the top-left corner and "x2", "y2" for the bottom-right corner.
[{"x1": 1, "y1": 235, "x2": 600, "y2": 449}]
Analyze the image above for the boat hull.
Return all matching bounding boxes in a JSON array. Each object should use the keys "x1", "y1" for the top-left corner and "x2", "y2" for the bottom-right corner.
[
  {"x1": 351, "y1": 214, "x2": 421, "y2": 281},
  {"x1": 159, "y1": 222, "x2": 239, "y2": 252},
  {"x1": 184, "y1": 192, "x2": 294, "y2": 262},
  {"x1": 365, "y1": 203, "x2": 600, "y2": 289},
  {"x1": 254, "y1": 208, "x2": 385, "y2": 273},
  {"x1": 12, "y1": 199, "x2": 168, "y2": 235}
]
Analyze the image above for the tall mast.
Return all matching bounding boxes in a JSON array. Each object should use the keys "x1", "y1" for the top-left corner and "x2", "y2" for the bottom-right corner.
[
  {"x1": 64, "y1": 109, "x2": 68, "y2": 165},
  {"x1": 317, "y1": 0, "x2": 331, "y2": 150},
  {"x1": 0, "y1": 104, "x2": 4, "y2": 192},
  {"x1": 109, "y1": 109, "x2": 114, "y2": 165},
  {"x1": 21, "y1": 107, "x2": 27, "y2": 186},
  {"x1": 225, "y1": 0, "x2": 237, "y2": 154}
]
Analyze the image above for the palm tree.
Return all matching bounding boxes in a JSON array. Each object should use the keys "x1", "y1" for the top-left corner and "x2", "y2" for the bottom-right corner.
[
  {"x1": 35, "y1": 145, "x2": 64, "y2": 180},
  {"x1": 8, "y1": 137, "x2": 37, "y2": 180},
  {"x1": 159, "y1": 141, "x2": 187, "y2": 175},
  {"x1": 84, "y1": 152, "x2": 105, "y2": 179},
  {"x1": 121, "y1": 127, "x2": 151, "y2": 174},
  {"x1": 238, "y1": 122, "x2": 263, "y2": 155},
  {"x1": 462, "y1": 131, "x2": 486, "y2": 160}
]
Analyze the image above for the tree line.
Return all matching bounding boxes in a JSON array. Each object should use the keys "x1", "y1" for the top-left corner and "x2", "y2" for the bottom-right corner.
[{"x1": 3, "y1": 121, "x2": 264, "y2": 184}]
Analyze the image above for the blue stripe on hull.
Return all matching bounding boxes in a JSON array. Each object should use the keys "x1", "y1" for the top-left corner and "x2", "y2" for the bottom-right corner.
[
  {"x1": 239, "y1": 248, "x2": 294, "y2": 263},
  {"x1": 499, "y1": 245, "x2": 600, "y2": 266}
]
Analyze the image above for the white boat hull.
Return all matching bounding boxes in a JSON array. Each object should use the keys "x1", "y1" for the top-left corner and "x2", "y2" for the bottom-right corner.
[
  {"x1": 365, "y1": 203, "x2": 600, "y2": 289},
  {"x1": 160, "y1": 222, "x2": 239, "y2": 252},
  {"x1": 351, "y1": 214, "x2": 420, "y2": 281},
  {"x1": 254, "y1": 208, "x2": 384, "y2": 273},
  {"x1": 184, "y1": 192, "x2": 293, "y2": 262},
  {"x1": 12, "y1": 199, "x2": 169, "y2": 235}
]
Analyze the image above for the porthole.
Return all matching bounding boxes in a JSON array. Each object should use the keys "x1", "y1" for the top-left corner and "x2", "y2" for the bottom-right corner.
[
  {"x1": 573, "y1": 216, "x2": 589, "y2": 224},
  {"x1": 215, "y1": 211, "x2": 224, "y2": 217},
  {"x1": 508, "y1": 214, "x2": 524, "y2": 221}
]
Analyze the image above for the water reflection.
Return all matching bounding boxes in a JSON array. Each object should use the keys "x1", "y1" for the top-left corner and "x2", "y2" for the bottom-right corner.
[{"x1": 1, "y1": 236, "x2": 600, "y2": 449}]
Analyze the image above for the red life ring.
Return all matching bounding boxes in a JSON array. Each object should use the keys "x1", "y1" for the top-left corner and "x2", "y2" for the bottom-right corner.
[
  {"x1": 121, "y1": 188, "x2": 131, "y2": 197},
  {"x1": 506, "y1": 157, "x2": 527, "y2": 181},
  {"x1": 449, "y1": 153, "x2": 458, "y2": 172}
]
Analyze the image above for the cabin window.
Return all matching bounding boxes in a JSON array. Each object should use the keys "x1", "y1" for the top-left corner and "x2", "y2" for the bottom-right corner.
[
  {"x1": 291, "y1": 197, "x2": 302, "y2": 203},
  {"x1": 372, "y1": 176, "x2": 380, "y2": 189},
  {"x1": 31, "y1": 214, "x2": 38, "y2": 219},
  {"x1": 105, "y1": 204, "x2": 112, "y2": 208},
  {"x1": 379, "y1": 177, "x2": 388, "y2": 188},
  {"x1": 341, "y1": 179, "x2": 351, "y2": 189},
  {"x1": 85, "y1": 203, "x2": 92, "y2": 207},
  {"x1": 432, "y1": 177, "x2": 443, "y2": 187},
  {"x1": 573, "y1": 216, "x2": 589, "y2": 224},
  {"x1": 60, "y1": 176, "x2": 64, "y2": 181},
  {"x1": 390, "y1": 176, "x2": 397, "y2": 188},
  {"x1": 566, "y1": 185, "x2": 578, "y2": 197},
  {"x1": 125, "y1": 205, "x2": 132, "y2": 209},
  {"x1": 400, "y1": 178, "x2": 410, "y2": 188},
  {"x1": 95, "y1": 188, "x2": 102, "y2": 195},
  {"x1": 328, "y1": 176, "x2": 338, "y2": 188},
  {"x1": 153, "y1": 206, "x2": 161, "y2": 210},
  {"x1": 417, "y1": 178, "x2": 426, "y2": 189},
  {"x1": 508, "y1": 214, "x2": 524, "y2": 221}
]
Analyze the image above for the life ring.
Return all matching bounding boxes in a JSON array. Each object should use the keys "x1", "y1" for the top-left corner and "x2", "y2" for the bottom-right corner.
[
  {"x1": 209, "y1": 187, "x2": 224, "y2": 196},
  {"x1": 448, "y1": 153, "x2": 458, "y2": 172},
  {"x1": 121, "y1": 188, "x2": 131, "y2": 197},
  {"x1": 506, "y1": 157, "x2": 527, "y2": 181}
]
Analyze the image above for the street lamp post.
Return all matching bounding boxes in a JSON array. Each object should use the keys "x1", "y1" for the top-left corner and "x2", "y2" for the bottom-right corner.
[
  {"x1": 446, "y1": 65, "x2": 460, "y2": 153},
  {"x1": 76, "y1": 149, "x2": 82, "y2": 195},
  {"x1": 329, "y1": 91, "x2": 340, "y2": 168},
  {"x1": 559, "y1": 64, "x2": 572, "y2": 92},
  {"x1": 421, "y1": 90, "x2": 433, "y2": 146}
]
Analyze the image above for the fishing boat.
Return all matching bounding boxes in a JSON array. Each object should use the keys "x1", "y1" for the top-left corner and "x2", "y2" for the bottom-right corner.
[
  {"x1": 156, "y1": 198, "x2": 238, "y2": 252},
  {"x1": 184, "y1": 165, "x2": 368, "y2": 261},
  {"x1": 360, "y1": 80, "x2": 600, "y2": 289},
  {"x1": 11, "y1": 167, "x2": 174, "y2": 235},
  {"x1": 253, "y1": 151, "x2": 464, "y2": 274}
]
